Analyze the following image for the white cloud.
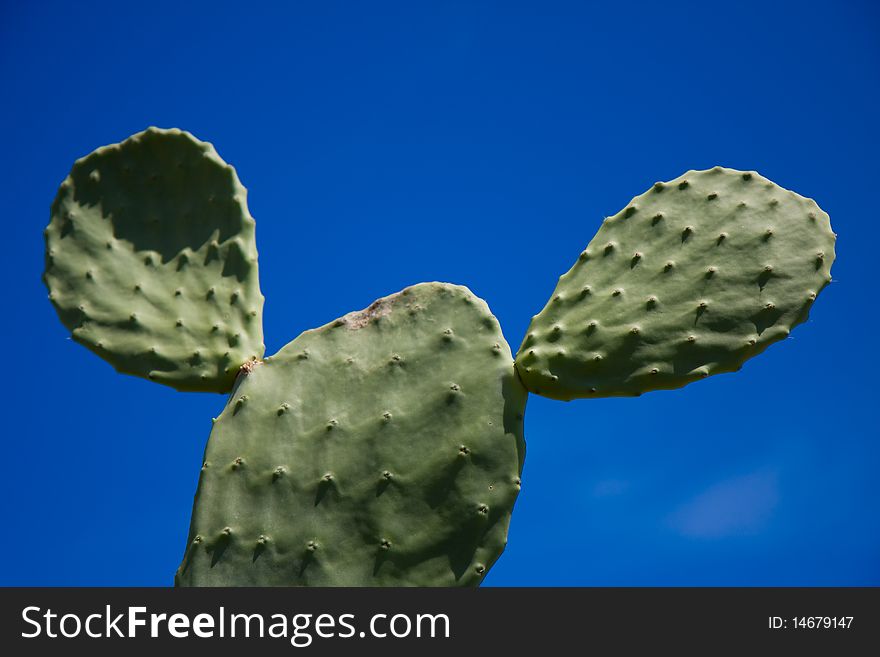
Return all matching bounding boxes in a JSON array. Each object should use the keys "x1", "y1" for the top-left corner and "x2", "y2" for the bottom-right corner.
[{"x1": 668, "y1": 470, "x2": 779, "y2": 539}]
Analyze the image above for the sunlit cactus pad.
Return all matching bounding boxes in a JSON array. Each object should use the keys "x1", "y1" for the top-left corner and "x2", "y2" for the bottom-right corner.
[
  {"x1": 176, "y1": 282, "x2": 527, "y2": 586},
  {"x1": 43, "y1": 127, "x2": 264, "y2": 393},
  {"x1": 516, "y1": 167, "x2": 835, "y2": 399}
]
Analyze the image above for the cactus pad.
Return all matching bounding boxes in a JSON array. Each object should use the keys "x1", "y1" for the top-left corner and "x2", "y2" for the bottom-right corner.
[
  {"x1": 516, "y1": 167, "x2": 835, "y2": 400},
  {"x1": 176, "y1": 282, "x2": 527, "y2": 586},
  {"x1": 43, "y1": 127, "x2": 264, "y2": 393}
]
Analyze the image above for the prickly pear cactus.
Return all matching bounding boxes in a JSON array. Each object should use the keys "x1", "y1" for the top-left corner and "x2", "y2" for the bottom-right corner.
[
  {"x1": 516, "y1": 167, "x2": 835, "y2": 399},
  {"x1": 43, "y1": 127, "x2": 264, "y2": 393},
  {"x1": 176, "y1": 283, "x2": 527, "y2": 586},
  {"x1": 43, "y1": 127, "x2": 838, "y2": 587}
]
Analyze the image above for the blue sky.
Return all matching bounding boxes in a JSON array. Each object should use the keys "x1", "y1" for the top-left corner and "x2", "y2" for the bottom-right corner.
[{"x1": 1, "y1": 0, "x2": 877, "y2": 585}]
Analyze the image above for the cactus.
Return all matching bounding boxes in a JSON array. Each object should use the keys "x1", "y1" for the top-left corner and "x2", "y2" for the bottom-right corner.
[
  {"x1": 515, "y1": 167, "x2": 835, "y2": 399},
  {"x1": 44, "y1": 130, "x2": 835, "y2": 586},
  {"x1": 176, "y1": 283, "x2": 526, "y2": 586},
  {"x1": 43, "y1": 127, "x2": 264, "y2": 393}
]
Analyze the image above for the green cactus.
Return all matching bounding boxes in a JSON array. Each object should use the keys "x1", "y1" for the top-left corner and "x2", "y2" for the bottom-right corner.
[
  {"x1": 43, "y1": 127, "x2": 264, "y2": 393},
  {"x1": 176, "y1": 283, "x2": 526, "y2": 586},
  {"x1": 515, "y1": 167, "x2": 835, "y2": 399},
  {"x1": 44, "y1": 130, "x2": 835, "y2": 586}
]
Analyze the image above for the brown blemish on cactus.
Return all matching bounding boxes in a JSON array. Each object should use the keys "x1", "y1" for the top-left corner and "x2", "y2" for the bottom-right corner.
[
  {"x1": 239, "y1": 359, "x2": 261, "y2": 375},
  {"x1": 343, "y1": 292, "x2": 405, "y2": 329}
]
